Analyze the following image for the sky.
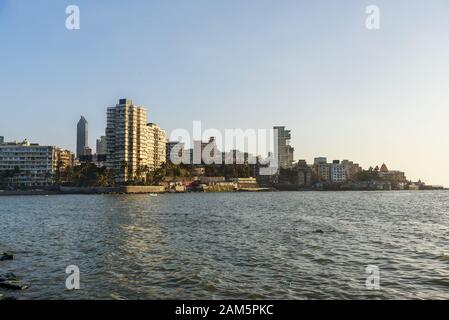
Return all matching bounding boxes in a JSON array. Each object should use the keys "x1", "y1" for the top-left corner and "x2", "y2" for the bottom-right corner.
[{"x1": 0, "y1": 0, "x2": 448, "y2": 186}]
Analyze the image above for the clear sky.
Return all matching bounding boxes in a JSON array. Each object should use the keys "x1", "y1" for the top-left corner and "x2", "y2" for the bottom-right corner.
[{"x1": 1, "y1": 0, "x2": 448, "y2": 186}]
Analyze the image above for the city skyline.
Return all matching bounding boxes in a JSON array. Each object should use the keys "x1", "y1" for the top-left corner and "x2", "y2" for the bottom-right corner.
[{"x1": 1, "y1": 0, "x2": 449, "y2": 186}]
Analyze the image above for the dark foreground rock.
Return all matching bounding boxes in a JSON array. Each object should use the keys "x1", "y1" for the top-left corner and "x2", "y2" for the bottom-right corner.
[
  {"x1": 0, "y1": 273, "x2": 28, "y2": 291},
  {"x1": 0, "y1": 281, "x2": 28, "y2": 291},
  {"x1": 0, "y1": 273, "x2": 18, "y2": 282},
  {"x1": 0, "y1": 252, "x2": 14, "y2": 261},
  {"x1": 0, "y1": 293, "x2": 17, "y2": 300}
]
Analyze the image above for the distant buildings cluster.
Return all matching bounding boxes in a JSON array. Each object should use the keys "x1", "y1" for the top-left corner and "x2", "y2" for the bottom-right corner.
[{"x1": 0, "y1": 97, "x2": 442, "y2": 190}]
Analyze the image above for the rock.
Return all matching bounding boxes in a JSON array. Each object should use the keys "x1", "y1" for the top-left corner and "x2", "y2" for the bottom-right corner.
[
  {"x1": 0, "y1": 294, "x2": 17, "y2": 300},
  {"x1": 0, "y1": 280, "x2": 28, "y2": 291},
  {"x1": 313, "y1": 229, "x2": 324, "y2": 234},
  {"x1": 0, "y1": 273, "x2": 18, "y2": 282},
  {"x1": 0, "y1": 252, "x2": 14, "y2": 261}
]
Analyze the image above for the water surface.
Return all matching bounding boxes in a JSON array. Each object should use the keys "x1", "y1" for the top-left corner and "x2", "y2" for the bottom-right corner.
[{"x1": 1, "y1": 191, "x2": 449, "y2": 299}]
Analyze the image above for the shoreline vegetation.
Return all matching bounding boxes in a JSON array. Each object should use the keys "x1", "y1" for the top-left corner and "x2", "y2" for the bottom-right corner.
[
  {"x1": 0, "y1": 188, "x2": 449, "y2": 197},
  {"x1": 0, "y1": 162, "x2": 445, "y2": 196}
]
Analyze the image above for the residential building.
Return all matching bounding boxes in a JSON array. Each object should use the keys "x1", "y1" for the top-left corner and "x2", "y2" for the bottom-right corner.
[
  {"x1": 0, "y1": 136, "x2": 4, "y2": 145},
  {"x1": 84, "y1": 146, "x2": 92, "y2": 156},
  {"x1": 94, "y1": 154, "x2": 107, "y2": 168},
  {"x1": 0, "y1": 139, "x2": 56, "y2": 187},
  {"x1": 273, "y1": 126, "x2": 294, "y2": 169},
  {"x1": 222, "y1": 149, "x2": 250, "y2": 165},
  {"x1": 55, "y1": 148, "x2": 74, "y2": 169},
  {"x1": 313, "y1": 157, "x2": 330, "y2": 182},
  {"x1": 296, "y1": 160, "x2": 312, "y2": 187},
  {"x1": 54, "y1": 148, "x2": 75, "y2": 184},
  {"x1": 166, "y1": 141, "x2": 184, "y2": 164},
  {"x1": 96, "y1": 136, "x2": 107, "y2": 155},
  {"x1": 341, "y1": 160, "x2": 362, "y2": 180},
  {"x1": 147, "y1": 123, "x2": 167, "y2": 171},
  {"x1": 330, "y1": 160, "x2": 347, "y2": 183},
  {"x1": 314, "y1": 157, "x2": 327, "y2": 164},
  {"x1": 189, "y1": 137, "x2": 220, "y2": 165},
  {"x1": 106, "y1": 98, "x2": 151, "y2": 183},
  {"x1": 76, "y1": 116, "x2": 88, "y2": 159}
]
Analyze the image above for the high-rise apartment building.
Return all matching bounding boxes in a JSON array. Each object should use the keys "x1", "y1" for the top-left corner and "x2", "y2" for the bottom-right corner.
[
  {"x1": 273, "y1": 126, "x2": 294, "y2": 169},
  {"x1": 106, "y1": 98, "x2": 151, "y2": 183},
  {"x1": 76, "y1": 116, "x2": 88, "y2": 159},
  {"x1": 147, "y1": 123, "x2": 166, "y2": 171}
]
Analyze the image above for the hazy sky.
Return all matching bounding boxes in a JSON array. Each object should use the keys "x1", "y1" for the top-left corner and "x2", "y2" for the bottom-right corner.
[{"x1": 1, "y1": 0, "x2": 448, "y2": 186}]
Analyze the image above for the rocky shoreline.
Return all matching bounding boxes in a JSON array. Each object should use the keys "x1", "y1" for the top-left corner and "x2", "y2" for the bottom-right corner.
[{"x1": 0, "y1": 251, "x2": 28, "y2": 300}]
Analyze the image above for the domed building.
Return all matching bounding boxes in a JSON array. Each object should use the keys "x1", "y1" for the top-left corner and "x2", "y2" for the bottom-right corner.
[
  {"x1": 380, "y1": 163, "x2": 389, "y2": 173},
  {"x1": 378, "y1": 163, "x2": 406, "y2": 184}
]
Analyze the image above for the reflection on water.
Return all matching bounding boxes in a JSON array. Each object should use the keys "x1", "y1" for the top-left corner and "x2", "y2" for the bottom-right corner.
[{"x1": 1, "y1": 191, "x2": 449, "y2": 299}]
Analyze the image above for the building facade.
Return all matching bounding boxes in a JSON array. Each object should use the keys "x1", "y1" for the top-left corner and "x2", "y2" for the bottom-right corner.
[
  {"x1": 106, "y1": 98, "x2": 151, "y2": 183},
  {"x1": 341, "y1": 160, "x2": 362, "y2": 181},
  {"x1": 0, "y1": 140, "x2": 56, "y2": 188},
  {"x1": 166, "y1": 141, "x2": 184, "y2": 164},
  {"x1": 296, "y1": 160, "x2": 312, "y2": 187},
  {"x1": 76, "y1": 116, "x2": 88, "y2": 159},
  {"x1": 330, "y1": 160, "x2": 347, "y2": 183},
  {"x1": 96, "y1": 136, "x2": 107, "y2": 155},
  {"x1": 274, "y1": 126, "x2": 294, "y2": 169},
  {"x1": 378, "y1": 163, "x2": 406, "y2": 183},
  {"x1": 147, "y1": 123, "x2": 167, "y2": 171},
  {"x1": 313, "y1": 157, "x2": 330, "y2": 182},
  {"x1": 55, "y1": 148, "x2": 75, "y2": 169}
]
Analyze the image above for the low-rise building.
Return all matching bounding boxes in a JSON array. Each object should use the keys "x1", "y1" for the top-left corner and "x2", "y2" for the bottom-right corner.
[
  {"x1": 296, "y1": 160, "x2": 312, "y2": 187},
  {"x1": 341, "y1": 160, "x2": 362, "y2": 181},
  {"x1": 166, "y1": 141, "x2": 184, "y2": 164},
  {"x1": 55, "y1": 148, "x2": 75, "y2": 169},
  {"x1": 313, "y1": 157, "x2": 330, "y2": 182},
  {"x1": 0, "y1": 139, "x2": 56, "y2": 188},
  {"x1": 330, "y1": 160, "x2": 347, "y2": 183},
  {"x1": 199, "y1": 176, "x2": 226, "y2": 184}
]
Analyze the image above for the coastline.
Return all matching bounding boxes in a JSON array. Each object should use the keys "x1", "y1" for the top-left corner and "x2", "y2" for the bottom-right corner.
[{"x1": 0, "y1": 187, "x2": 446, "y2": 196}]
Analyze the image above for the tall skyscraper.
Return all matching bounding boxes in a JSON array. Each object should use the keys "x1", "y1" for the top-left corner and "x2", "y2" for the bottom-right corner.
[
  {"x1": 273, "y1": 126, "x2": 294, "y2": 169},
  {"x1": 76, "y1": 116, "x2": 88, "y2": 159},
  {"x1": 106, "y1": 98, "x2": 151, "y2": 182},
  {"x1": 0, "y1": 136, "x2": 4, "y2": 145}
]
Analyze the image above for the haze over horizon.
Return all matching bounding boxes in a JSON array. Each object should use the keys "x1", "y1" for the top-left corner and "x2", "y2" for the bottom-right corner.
[{"x1": 1, "y1": 0, "x2": 448, "y2": 186}]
